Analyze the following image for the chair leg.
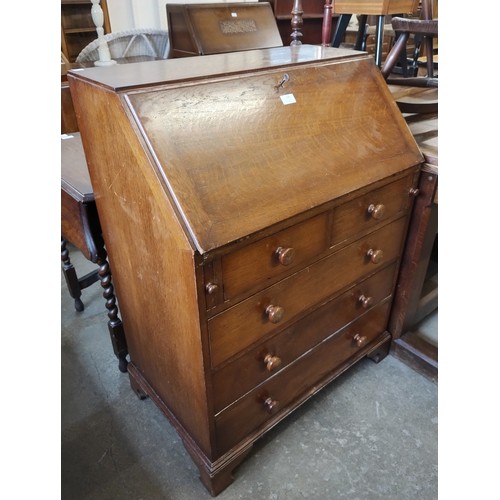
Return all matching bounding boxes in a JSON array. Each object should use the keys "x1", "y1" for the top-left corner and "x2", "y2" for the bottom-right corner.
[
  {"x1": 410, "y1": 34, "x2": 423, "y2": 76},
  {"x1": 331, "y1": 14, "x2": 351, "y2": 47},
  {"x1": 424, "y1": 35, "x2": 434, "y2": 77},
  {"x1": 355, "y1": 15, "x2": 368, "y2": 50},
  {"x1": 374, "y1": 15, "x2": 385, "y2": 67},
  {"x1": 398, "y1": 42, "x2": 409, "y2": 77}
]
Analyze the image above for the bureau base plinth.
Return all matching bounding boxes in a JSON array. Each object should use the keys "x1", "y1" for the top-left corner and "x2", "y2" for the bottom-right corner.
[
  {"x1": 366, "y1": 334, "x2": 392, "y2": 363},
  {"x1": 187, "y1": 443, "x2": 254, "y2": 497},
  {"x1": 126, "y1": 362, "x2": 254, "y2": 495},
  {"x1": 127, "y1": 331, "x2": 392, "y2": 496}
]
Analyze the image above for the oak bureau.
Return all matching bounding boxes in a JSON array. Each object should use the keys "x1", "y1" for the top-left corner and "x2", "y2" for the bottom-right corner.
[{"x1": 68, "y1": 45, "x2": 423, "y2": 495}]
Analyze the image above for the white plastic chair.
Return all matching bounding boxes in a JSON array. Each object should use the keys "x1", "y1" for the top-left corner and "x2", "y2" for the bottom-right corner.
[{"x1": 76, "y1": 28, "x2": 170, "y2": 63}]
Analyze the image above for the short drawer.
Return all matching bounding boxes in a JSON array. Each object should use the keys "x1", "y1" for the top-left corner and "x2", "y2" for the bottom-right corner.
[
  {"x1": 212, "y1": 263, "x2": 397, "y2": 413},
  {"x1": 330, "y1": 173, "x2": 415, "y2": 247},
  {"x1": 213, "y1": 174, "x2": 414, "y2": 304},
  {"x1": 208, "y1": 216, "x2": 406, "y2": 368},
  {"x1": 220, "y1": 212, "x2": 329, "y2": 300},
  {"x1": 214, "y1": 301, "x2": 391, "y2": 455}
]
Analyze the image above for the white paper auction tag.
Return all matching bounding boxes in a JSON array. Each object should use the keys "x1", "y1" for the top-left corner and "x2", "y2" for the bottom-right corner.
[{"x1": 280, "y1": 94, "x2": 296, "y2": 105}]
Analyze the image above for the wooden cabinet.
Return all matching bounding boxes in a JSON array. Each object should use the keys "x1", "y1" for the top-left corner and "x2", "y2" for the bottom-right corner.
[
  {"x1": 61, "y1": 0, "x2": 111, "y2": 63},
  {"x1": 166, "y1": 2, "x2": 283, "y2": 58},
  {"x1": 68, "y1": 45, "x2": 423, "y2": 495}
]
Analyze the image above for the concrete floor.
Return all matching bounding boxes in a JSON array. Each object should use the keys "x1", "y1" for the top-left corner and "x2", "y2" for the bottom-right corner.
[{"x1": 61, "y1": 244, "x2": 438, "y2": 500}]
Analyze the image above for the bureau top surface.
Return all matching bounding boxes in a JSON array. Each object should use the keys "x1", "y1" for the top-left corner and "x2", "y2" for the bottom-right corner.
[
  {"x1": 68, "y1": 45, "x2": 360, "y2": 91},
  {"x1": 69, "y1": 46, "x2": 423, "y2": 254}
]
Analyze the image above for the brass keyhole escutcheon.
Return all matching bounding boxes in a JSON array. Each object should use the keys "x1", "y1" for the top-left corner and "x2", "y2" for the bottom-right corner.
[{"x1": 275, "y1": 73, "x2": 289, "y2": 91}]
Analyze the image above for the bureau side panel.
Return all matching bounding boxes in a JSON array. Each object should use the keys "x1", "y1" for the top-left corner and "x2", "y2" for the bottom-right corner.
[{"x1": 68, "y1": 76, "x2": 212, "y2": 455}]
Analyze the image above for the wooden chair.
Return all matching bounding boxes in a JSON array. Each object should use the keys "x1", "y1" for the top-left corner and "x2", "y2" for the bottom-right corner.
[
  {"x1": 380, "y1": 0, "x2": 437, "y2": 114},
  {"x1": 380, "y1": 17, "x2": 437, "y2": 113},
  {"x1": 321, "y1": 0, "x2": 420, "y2": 67},
  {"x1": 76, "y1": 28, "x2": 170, "y2": 63},
  {"x1": 381, "y1": 17, "x2": 438, "y2": 86}
]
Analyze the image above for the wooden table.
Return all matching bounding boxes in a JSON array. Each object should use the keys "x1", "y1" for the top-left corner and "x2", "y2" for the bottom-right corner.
[
  {"x1": 61, "y1": 132, "x2": 129, "y2": 373},
  {"x1": 388, "y1": 110, "x2": 438, "y2": 381},
  {"x1": 61, "y1": 56, "x2": 160, "y2": 372}
]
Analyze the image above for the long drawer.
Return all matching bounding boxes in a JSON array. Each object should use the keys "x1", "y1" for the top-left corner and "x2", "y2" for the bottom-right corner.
[
  {"x1": 212, "y1": 263, "x2": 397, "y2": 413},
  {"x1": 208, "y1": 216, "x2": 406, "y2": 368},
  {"x1": 215, "y1": 173, "x2": 414, "y2": 302},
  {"x1": 215, "y1": 301, "x2": 392, "y2": 455}
]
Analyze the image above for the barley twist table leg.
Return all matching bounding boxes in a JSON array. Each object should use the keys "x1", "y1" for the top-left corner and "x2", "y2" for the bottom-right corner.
[
  {"x1": 97, "y1": 250, "x2": 128, "y2": 373},
  {"x1": 61, "y1": 237, "x2": 85, "y2": 312}
]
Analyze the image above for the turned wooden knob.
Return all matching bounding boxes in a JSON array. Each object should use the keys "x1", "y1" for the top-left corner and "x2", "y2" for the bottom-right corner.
[
  {"x1": 409, "y1": 187, "x2": 420, "y2": 197},
  {"x1": 358, "y1": 294, "x2": 373, "y2": 308},
  {"x1": 205, "y1": 282, "x2": 219, "y2": 295},
  {"x1": 264, "y1": 396, "x2": 279, "y2": 414},
  {"x1": 366, "y1": 248, "x2": 383, "y2": 264},
  {"x1": 264, "y1": 353, "x2": 282, "y2": 372},
  {"x1": 275, "y1": 246, "x2": 295, "y2": 266},
  {"x1": 353, "y1": 333, "x2": 368, "y2": 347},
  {"x1": 367, "y1": 203, "x2": 385, "y2": 220},
  {"x1": 265, "y1": 305, "x2": 285, "y2": 324}
]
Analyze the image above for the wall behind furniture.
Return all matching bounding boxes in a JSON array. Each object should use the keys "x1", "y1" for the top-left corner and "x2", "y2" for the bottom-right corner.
[{"x1": 107, "y1": 0, "x2": 256, "y2": 32}]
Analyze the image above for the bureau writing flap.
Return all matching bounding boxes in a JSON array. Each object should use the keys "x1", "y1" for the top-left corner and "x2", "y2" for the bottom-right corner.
[{"x1": 125, "y1": 55, "x2": 422, "y2": 253}]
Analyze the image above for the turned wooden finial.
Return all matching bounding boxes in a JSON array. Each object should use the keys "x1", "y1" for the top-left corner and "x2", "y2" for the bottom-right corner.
[
  {"x1": 321, "y1": 0, "x2": 333, "y2": 46},
  {"x1": 290, "y1": 0, "x2": 303, "y2": 45}
]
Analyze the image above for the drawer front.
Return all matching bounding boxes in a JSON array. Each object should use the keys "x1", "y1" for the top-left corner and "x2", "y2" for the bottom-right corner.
[
  {"x1": 208, "y1": 216, "x2": 406, "y2": 368},
  {"x1": 215, "y1": 301, "x2": 391, "y2": 455},
  {"x1": 212, "y1": 263, "x2": 397, "y2": 413},
  {"x1": 330, "y1": 173, "x2": 414, "y2": 247},
  {"x1": 220, "y1": 212, "x2": 329, "y2": 301},
  {"x1": 210, "y1": 173, "x2": 414, "y2": 305}
]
